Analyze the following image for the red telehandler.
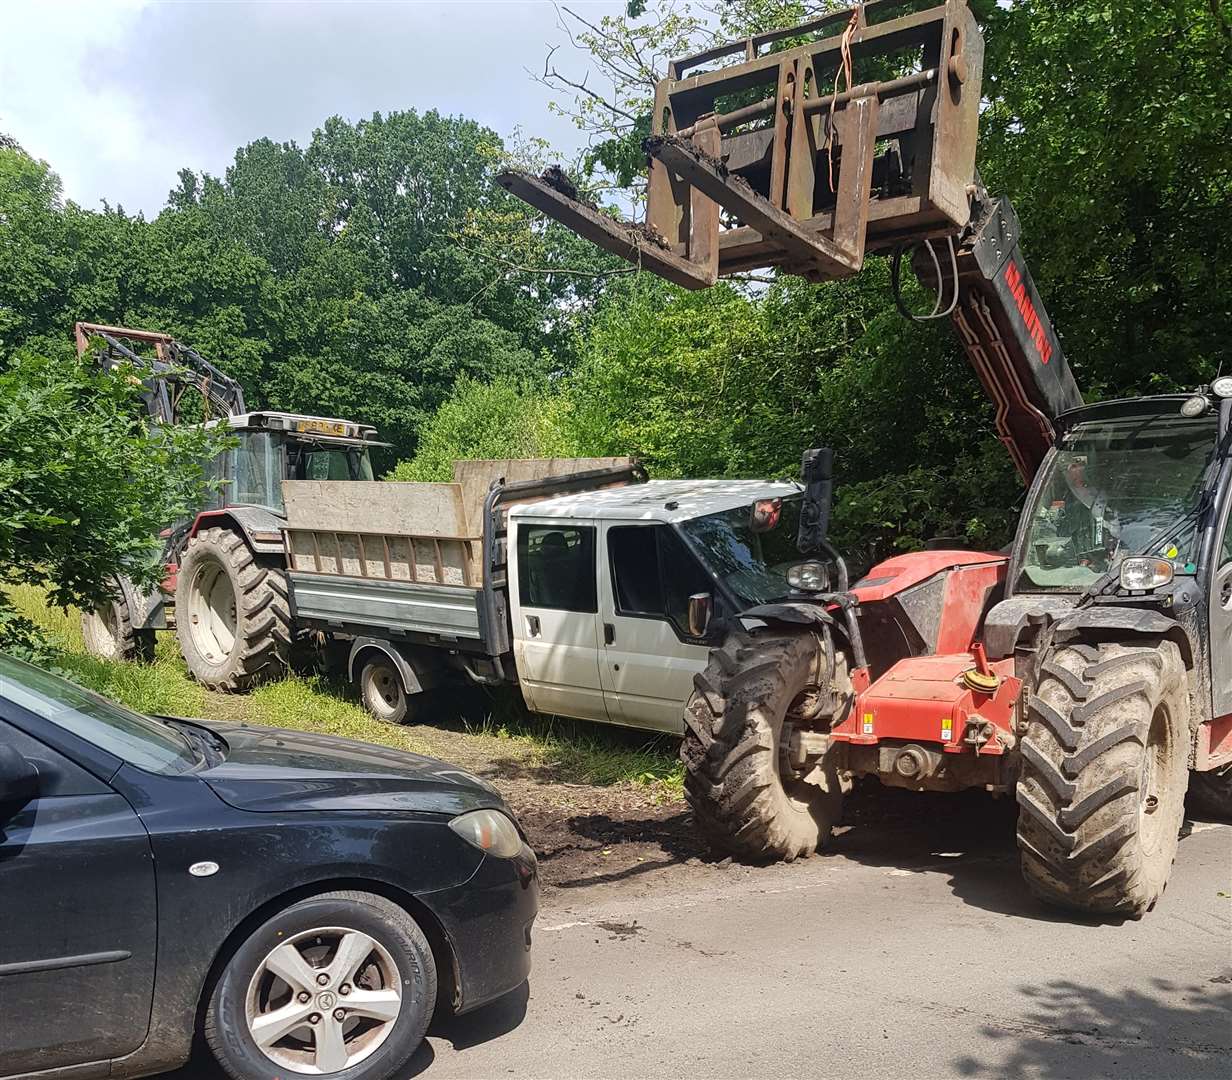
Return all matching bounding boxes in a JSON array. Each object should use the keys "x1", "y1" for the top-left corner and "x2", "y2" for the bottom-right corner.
[{"x1": 498, "y1": 0, "x2": 1232, "y2": 915}]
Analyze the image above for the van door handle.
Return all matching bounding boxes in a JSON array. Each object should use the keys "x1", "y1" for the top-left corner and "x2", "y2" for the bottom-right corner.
[
  {"x1": 527, "y1": 615, "x2": 541, "y2": 637},
  {"x1": 604, "y1": 622, "x2": 615, "y2": 645}
]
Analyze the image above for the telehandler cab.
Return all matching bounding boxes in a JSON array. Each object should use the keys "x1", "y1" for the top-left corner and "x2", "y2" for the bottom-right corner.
[{"x1": 498, "y1": 0, "x2": 1232, "y2": 915}]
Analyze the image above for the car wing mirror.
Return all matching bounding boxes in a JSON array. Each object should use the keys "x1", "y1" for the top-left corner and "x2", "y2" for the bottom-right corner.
[
  {"x1": 0, "y1": 742, "x2": 39, "y2": 816},
  {"x1": 687, "y1": 593, "x2": 713, "y2": 638}
]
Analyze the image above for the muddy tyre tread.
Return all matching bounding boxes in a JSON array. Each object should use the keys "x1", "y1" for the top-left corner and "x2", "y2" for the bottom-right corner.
[
  {"x1": 81, "y1": 589, "x2": 155, "y2": 664},
  {"x1": 1016, "y1": 640, "x2": 1188, "y2": 917},
  {"x1": 175, "y1": 527, "x2": 292, "y2": 692},
  {"x1": 680, "y1": 625, "x2": 841, "y2": 863}
]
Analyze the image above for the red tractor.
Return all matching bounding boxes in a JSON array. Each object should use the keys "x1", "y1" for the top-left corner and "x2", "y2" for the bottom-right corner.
[
  {"x1": 500, "y1": 0, "x2": 1231, "y2": 915},
  {"x1": 76, "y1": 323, "x2": 383, "y2": 691}
]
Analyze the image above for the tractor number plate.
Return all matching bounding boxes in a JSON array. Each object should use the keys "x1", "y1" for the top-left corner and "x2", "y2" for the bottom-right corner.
[{"x1": 295, "y1": 419, "x2": 348, "y2": 436}]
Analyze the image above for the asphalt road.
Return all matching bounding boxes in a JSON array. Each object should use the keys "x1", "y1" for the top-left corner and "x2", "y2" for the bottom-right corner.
[{"x1": 169, "y1": 798, "x2": 1231, "y2": 1080}]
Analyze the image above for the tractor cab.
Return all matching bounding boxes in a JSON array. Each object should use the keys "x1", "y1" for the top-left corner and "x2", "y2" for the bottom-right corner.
[{"x1": 202, "y1": 412, "x2": 383, "y2": 517}]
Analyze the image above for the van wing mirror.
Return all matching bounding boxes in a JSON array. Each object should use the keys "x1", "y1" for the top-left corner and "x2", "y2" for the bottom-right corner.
[
  {"x1": 0, "y1": 743, "x2": 38, "y2": 815},
  {"x1": 797, "y1": 446, "x2": 834, "y2": 554},
  {"x1": 687, "y1": 593, "x2": 713, "y2": 638}
]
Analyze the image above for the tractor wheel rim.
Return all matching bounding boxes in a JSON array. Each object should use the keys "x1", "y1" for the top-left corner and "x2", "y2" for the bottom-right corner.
[
  {"x1": 189, "y1": 562, "x2": 237, "y2": 664},
  {"x1": 245, "y1": 925, "x2": 403, "y2": 1074},
  {"x1": 364, "y1": 663, "x2": 405, "y2": 720},
  {"x1": 1139, "y1": 704, "x2": 1169, "y2": 855},
  {"x1": 90, "y1": 603, "x2": 121, "y2": 658}
]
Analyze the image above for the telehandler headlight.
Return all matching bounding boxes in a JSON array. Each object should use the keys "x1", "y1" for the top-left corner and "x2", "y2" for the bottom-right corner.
[
  {"x1": 1120, "y1": 557, "x2": 1174, "y2": 592},
  {"x1": 1180, "y1": 394, "x2": 1210, "y2": 418},
  {"x1": 787, "y1": 561, "x2": 830, "y2": 592}
]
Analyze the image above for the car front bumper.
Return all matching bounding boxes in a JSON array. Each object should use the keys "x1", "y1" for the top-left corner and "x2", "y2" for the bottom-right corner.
[{"x1": 429, "y1": 840, "x2": 539, "y2": 1013}]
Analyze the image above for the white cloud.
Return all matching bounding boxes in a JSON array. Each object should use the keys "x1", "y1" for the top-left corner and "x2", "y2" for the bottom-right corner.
[{"x1": 0, "y1": 0, "x2": 623, "y2": 215}]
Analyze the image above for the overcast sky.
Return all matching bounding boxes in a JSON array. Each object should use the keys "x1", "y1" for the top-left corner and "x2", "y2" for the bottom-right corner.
[{"x1": 1, "y1": 0, "x2": 625, "y2": 217}]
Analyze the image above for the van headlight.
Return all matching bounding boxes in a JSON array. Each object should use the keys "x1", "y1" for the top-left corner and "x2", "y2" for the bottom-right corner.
[
  {"x1": 1120, "y1": 557, "x2": 1174, "y2": 592},
  {"x1": 449, "y1": 809, "x2": 524, "y2": 857},
  {"x1": 786, "y1": 561, "x2": 829, "y2": 592}
]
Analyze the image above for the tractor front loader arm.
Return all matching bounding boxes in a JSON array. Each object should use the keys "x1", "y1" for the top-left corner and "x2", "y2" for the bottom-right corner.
[{"x1": 75, "y1": 321, "x2": 247, "y2": 425}]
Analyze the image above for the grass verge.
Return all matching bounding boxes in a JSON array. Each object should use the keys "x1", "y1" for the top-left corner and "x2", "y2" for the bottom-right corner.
[{"x1": 7, "y1": 585, "x2": 684, "y2": 798}]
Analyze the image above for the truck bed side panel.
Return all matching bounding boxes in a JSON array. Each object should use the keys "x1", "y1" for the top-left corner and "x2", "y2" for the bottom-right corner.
[{"x1": 288, "y1": 573, "x2": 485, "y2": 641}]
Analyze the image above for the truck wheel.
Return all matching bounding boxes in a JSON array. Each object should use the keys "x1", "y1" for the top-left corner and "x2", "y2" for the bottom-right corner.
[
  {"x1": 360, "y1": 659, "x2": 409, "y2": 724},
  {"x1": 176, "y1": 527, "x2": 291, "y2": 692},
  {"x1": 680, "y1": 626, "x2": 842, "y2": 862},
  {"x1": 81, "y1": 592, "x2": 155, "y2": 663},
  {"x1": 1016, "y1": 640, "x2": 1188, "y2": 917},
  {"x1": 1187, "y1": 763, "x2": 1232, "y2": 820}
]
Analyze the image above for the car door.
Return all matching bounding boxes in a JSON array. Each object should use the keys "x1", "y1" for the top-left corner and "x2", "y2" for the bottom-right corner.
[
  {"x1": 0, "y1": 716, "x2": 157, "y2": 1075},
  {"x1": 511, "y1": 520, "x2": 610, "y2": 722},
  {"x1": 599, "y1": 523, "x2": 716, "y2": 732}
]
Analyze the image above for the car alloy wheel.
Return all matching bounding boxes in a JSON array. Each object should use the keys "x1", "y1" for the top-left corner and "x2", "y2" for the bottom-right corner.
[{"x1": 244, "y1": 926, "x2": 403, "y2": 1074}]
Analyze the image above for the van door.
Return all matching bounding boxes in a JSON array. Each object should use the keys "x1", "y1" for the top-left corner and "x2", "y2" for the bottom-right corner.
[
  {"x1": 598, "y1": 523, "x2": 715, "y2": 732},
  {"x1": 511, "y1": 521, "x2": 609, "y2": 722}
]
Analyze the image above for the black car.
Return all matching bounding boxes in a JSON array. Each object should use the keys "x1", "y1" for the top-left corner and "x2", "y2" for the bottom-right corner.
[{"x1": 0, "y1": 655, "x2": 538, "y2": 1080}]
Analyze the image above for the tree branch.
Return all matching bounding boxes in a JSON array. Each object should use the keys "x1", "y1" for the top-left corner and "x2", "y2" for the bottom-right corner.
[{"x1": 534, "y1": 45, "x2": 640, "y2": 124}]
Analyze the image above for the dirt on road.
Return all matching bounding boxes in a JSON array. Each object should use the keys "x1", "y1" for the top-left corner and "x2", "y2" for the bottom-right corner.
[{"x1": 497, "y1": 775, "x2": 1024, "y2": 894}]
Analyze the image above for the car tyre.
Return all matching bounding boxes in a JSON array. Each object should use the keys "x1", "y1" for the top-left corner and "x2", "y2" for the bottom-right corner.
[{"x1": 205, "y1": 890, "x2": 436, "y2": 1080}]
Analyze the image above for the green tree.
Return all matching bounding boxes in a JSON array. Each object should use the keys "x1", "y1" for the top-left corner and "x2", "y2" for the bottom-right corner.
[
  {"x1": 0, "y1": 349, "x2": 217, "y2": 655},
  {"x1": 387, "y1": 375, "x2": 569, "y2": 482}
]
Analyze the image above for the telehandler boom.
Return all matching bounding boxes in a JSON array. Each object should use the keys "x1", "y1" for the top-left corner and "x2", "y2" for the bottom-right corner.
[{"x1": 499, "y1": 0, "x2": 1232, "y2": 915}]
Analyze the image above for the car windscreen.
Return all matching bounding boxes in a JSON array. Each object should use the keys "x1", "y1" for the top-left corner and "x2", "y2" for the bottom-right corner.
[
  {"x1": 0, "y1": 655, "x2": 199, "y2": 774},
  {"x1": 678, "y1": 496, "x2": 803, "y2": 607}
]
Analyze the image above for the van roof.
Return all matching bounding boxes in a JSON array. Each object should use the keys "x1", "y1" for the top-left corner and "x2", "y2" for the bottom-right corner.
[{"x1": 510, "y1": 479, "x2": 802, "y2": 525}]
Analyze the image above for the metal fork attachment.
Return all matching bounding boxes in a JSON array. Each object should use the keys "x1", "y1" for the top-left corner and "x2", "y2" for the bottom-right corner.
[{"x1": 497, "y1": 0, "x2": 983, "y2": 287}]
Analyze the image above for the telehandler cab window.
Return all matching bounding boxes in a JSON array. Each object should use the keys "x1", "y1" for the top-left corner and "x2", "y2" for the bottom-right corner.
[
  {"x1": 608, "y1": 525, "x2": 713, "y2": 635},
  {"x1": 1019, "y1": 413, "x2": 1217, "y2": 590},
  {"x1": 517, "y1": 525, "x2": 597, "y2": 613}
]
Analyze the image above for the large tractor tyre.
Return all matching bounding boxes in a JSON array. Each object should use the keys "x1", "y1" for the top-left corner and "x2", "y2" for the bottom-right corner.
[
  {"x1": 680, "y1": 625, "x2": 843, "y2": 862},
  {"x1": 81, "y1": 592, "x2": 155, "y2": 663},
  {"x1": 175, "y1": 527, "x2": 292, "y2": 692},
  {"x1": 1187, "y1": 763, "x2": 1232, "y2": 820},
  {"x1": 1016, "y1": 640, "x2": 1188, "y2": 917}
]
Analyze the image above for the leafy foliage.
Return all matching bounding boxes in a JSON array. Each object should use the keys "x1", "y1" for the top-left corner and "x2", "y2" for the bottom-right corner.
[
  {"x1": 387, "y1": 376, "x2": 569, "y2": 482},
  {"x1": 0, "y1": 350, "x2": 217, "y2": 653},
  {"x1": 0, "y1": 110, "x2": 598, "y2": 465}
]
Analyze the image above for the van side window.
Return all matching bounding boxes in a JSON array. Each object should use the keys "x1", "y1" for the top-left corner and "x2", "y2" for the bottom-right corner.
[
  {"x1": 609, "y1": 525, "x2": 713, "y2": 634},
  {"x1": 517, "y1": 525, "x2": 598, "y2": 612}
]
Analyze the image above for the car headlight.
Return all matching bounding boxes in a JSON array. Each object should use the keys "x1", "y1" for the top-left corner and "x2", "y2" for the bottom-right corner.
[
  {"x1": 1120, "y1": 557, "x2": 1174, "y2": 592},
  {"x1": 786, "y1": 560, "x2": 829, "y2": 592},
  {"x1": 449, "y1": 809, "x2": 524, "y2": 858}
]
